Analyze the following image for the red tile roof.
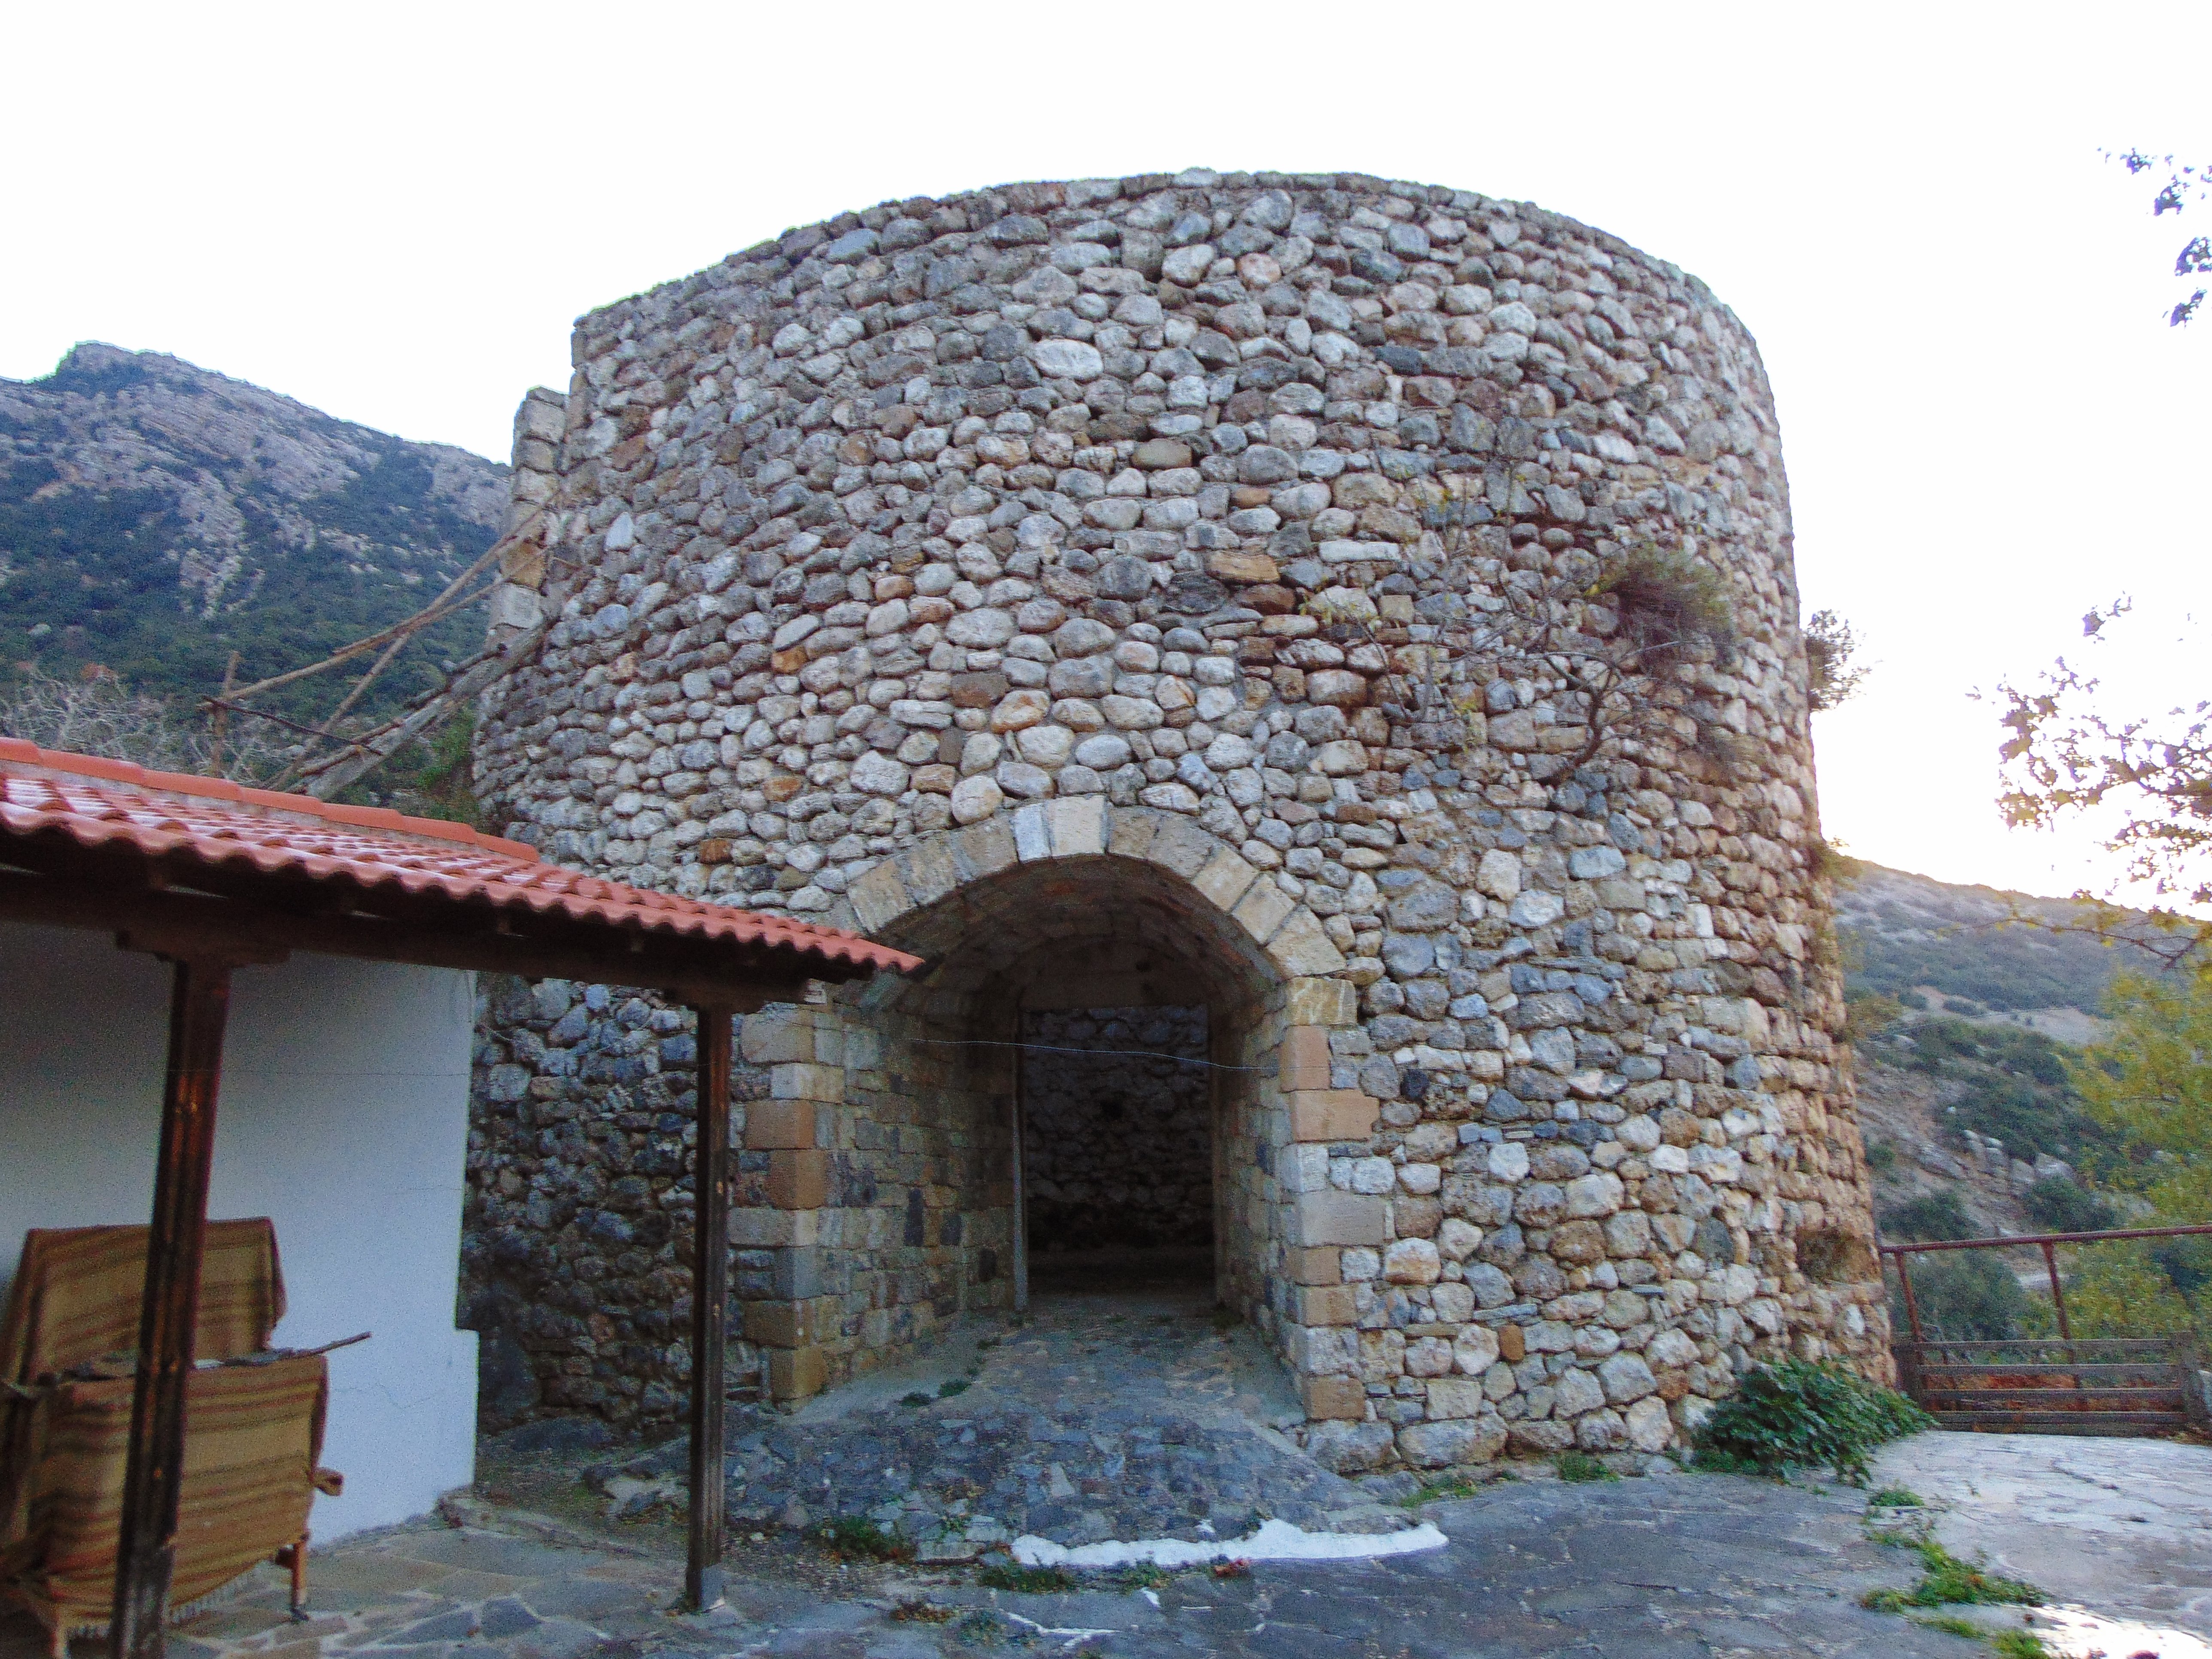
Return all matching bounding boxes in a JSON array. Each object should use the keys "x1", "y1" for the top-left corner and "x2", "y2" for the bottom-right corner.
[{"x1": 0, "y1": 739, "x2": 918, "y2": 976}]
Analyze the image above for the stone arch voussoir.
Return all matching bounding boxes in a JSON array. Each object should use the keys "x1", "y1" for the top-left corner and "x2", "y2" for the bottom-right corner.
[{"x1": 827, "y1": 799, "x2": 1351, "y2": 988}]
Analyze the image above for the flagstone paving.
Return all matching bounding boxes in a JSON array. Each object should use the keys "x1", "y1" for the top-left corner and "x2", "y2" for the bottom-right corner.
[
  {"x1": 9, "y1": 1300, "x2": 2212, "y2": 1657},
  {"x1": 1, "y1": 1469, "x2": 1996, "y2": 1659}
]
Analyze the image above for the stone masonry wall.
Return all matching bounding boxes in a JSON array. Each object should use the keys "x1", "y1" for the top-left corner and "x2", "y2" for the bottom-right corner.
[
  {"x1": 468, "y1": 167, "x2": 1888, "y2": 1468},
  {"x1": 1021, "y1": 1005, "x2": 1212, "y2": 1254}
]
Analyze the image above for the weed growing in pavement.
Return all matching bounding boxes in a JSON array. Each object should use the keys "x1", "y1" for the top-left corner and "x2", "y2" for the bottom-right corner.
[
  {"x1": 1866, "y1": 1486, "x2": 1925, "y2": 1509},
  {"x1": 1987, "y1": 1631, "x2": 2051, "y2": 1658},
  {"x1": 975, "y1": 1562, "x2": 1076, "y2": 1593},
  {"x1": 1555, "y1": 1451, "x2": 1619, "y2": 1483},
  {"x1": 1400, "y1": 1474, "x2": 1486, "y2": 1507},
  {"x1": 1862, "y1": 1540, "x2": 2043, "y2": 1613},
  {"x1": 811, "y1": 1516, "x2": 911, "y2": 1563},
  {"x1": 1929, "y1": 1628, "x2": 1999, "y2": 1654},
  {"x1": 891, "y1": 1598, "x2": 957, "y2": 1623},
  {"x1": 953, "y1": 1609, "x2": 1005, "y2": 1646},
  {"x1": 1117, "y1": 1562, "x2": 1174, "y2": 1590}
]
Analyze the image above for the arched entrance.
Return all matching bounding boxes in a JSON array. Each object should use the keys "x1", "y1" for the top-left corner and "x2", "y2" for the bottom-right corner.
[
  {"x1": 869, "y1": 847, "x2": 1279, "y2": 1311},
  {"x1": 730, "y1": 800, "x2": 1367, "y2": 1404}
]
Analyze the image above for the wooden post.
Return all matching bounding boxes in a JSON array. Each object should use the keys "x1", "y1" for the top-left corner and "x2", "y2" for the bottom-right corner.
[
  {"x1": 1009, "y1": 1021, "x2": 1028, "y2": 1317},
  {"x1": 111, "y1": 957, "x2": 234, "y2": 1659},
  {"x1": 683, "y1": 1003, "x2": 735, "y2": 1613}
]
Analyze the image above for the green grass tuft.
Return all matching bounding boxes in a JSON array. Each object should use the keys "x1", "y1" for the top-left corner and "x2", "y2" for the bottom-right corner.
[
  {"x1": 1555, "y1": 1451, "x2": 1619, "y2": 1483},
  {"x1": 812, "y1": 1516, "x2": 911, "y2": 1562},
  {"x1": 1400, "y1": 1474, "x2": 1487, "y2": 1507},
  {"x1": 1862, "y1": 1540, "x2": 2043, "y2": 1613},
  {"x1": 1916, "y1": 1613, "x2": 1984, "y2": 1638},
  {"x1": 1867, "y1": 1486, "x2": 1925, "y2": 1509},
  {"x1": 976, "y1": 1561, "x2": 1075, "y2": 1593}
]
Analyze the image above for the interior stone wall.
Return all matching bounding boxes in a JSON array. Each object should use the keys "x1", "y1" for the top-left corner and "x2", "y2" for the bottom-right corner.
[
  {"x1": 1021, "y1": 1005, "x2": 1212, "y2": 1255},
  {"x1": 470, "y1": 167, "x2": 1889, "y2": 1468}
]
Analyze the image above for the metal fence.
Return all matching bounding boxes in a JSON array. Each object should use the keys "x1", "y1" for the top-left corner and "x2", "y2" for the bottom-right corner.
[{"x1": 1882, "y1": 1223, "x2": 2212, "y2": 1437}]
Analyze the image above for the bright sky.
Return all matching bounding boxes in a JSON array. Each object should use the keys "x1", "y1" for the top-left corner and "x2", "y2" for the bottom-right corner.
[{"x1": 6, "y1": 3, "x2": 2207, "y2": 904}]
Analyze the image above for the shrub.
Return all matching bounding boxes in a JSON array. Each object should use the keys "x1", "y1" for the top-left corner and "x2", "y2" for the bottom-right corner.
[
  {"x1": 1878, "y1": 1189, "x2": 1975, "y2": 1242},
  {"x1": 1887, "y1": 1253, "x2": 2041, "y2": 1341},
  {"x1": 2063, "y1": 1241, "x2": 2199, "y2": 1338},
  {"x1": 2021, "y1": 1178, "x2": 2118, "y2": 1233},
  {"x1": 1842, "y1": 992, "x2": 1902, "y2": 1046},
  {"x1": 1695, "y1": 1360, "x2": 1932, "y2": 1483}
]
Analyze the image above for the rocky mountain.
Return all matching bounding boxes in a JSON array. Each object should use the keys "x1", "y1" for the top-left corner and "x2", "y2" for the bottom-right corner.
[
  {"x1": 1833, "y1": 859, "x2": 2148, "y2": 1029},
  {"x1": 0, "y1": 343, "x2": 506, "y2": 726},
  {"x1": 1829, "y1": 860, "x2": 2158, "y2": 1247}
]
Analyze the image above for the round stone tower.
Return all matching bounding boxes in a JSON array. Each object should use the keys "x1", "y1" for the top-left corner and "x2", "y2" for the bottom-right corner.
[{"x1": 467, "y1": 168, "x2": 1886, "y2": 1468}]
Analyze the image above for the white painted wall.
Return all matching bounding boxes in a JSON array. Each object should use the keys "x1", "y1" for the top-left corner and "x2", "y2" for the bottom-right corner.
[{"x1": 0, "y1": 923, "x2": 479, "y2": 1538}]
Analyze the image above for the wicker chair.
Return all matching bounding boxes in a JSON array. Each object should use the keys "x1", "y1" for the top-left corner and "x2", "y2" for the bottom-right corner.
[{"x1": 0, "y1": 1222, "x2": 343, "y2": 1656}]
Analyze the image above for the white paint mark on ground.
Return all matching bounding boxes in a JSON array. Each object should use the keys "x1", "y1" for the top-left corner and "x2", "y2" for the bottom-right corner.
[
  {"x1": 2026, "y1": 1604, "x2": 2212, "y2": 1659},
  {"x1": 1011, "y1": 1517, "x2": 1449, "y2": 1569}
]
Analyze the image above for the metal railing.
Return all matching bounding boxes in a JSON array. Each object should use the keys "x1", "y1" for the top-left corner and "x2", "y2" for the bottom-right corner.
[{"x1": 1881, "y1": 1221, "x2": 2212, "y2": 1342}]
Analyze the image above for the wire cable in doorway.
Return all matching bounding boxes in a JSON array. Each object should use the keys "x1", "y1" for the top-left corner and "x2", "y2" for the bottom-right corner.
[{"x1": 908, "y1": 1037, "x2": 1258, "y2": 1071}]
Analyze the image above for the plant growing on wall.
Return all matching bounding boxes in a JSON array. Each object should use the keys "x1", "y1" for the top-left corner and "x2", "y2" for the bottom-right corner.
[{"x1": 1305, "y1": 478, "x2": 1756, "y2": 782}]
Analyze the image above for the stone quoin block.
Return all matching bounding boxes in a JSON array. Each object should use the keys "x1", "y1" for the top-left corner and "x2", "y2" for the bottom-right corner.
[
  {"x1": 1278, "y1": 1025, "x2": 1334, "y2": 1091},
  {"x1": 745, "y1": 1099, "x2": 827, "y2": 1151},
  {"x1": 766, "y1": 1150, "x2": 829, "y2": 1210},
  {"x1": 1287, "y1": 1089, "x2": 1379, "y2": 1143},
  {"x1": 1300, "y1": 1375, "x2": 1368, "y2": 1421}
]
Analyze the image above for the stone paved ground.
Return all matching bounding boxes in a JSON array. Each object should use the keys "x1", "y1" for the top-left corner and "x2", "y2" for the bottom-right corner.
[
  {"x1": 1869, "y1": 1429, "x2": 2212, "y2": 1642},
  {"x1": 9, "y1": 1304, "x2": 2212, "y2": 1657},
  {"x1": 568, "y1": 1287, "x2": 1413, "y2": 1556},
  {"x1": 0, "y1": 1471, "x2": 1995, "y2": 1659}
]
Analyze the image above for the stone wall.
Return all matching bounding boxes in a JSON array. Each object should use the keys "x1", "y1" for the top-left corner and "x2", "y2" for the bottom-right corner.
[
  {"x1": 467, "y1": 167, "x2": 1889, "y2": 1468},
  {"x1": 1021, "y1": 1005, "x2": 1212, "y2": 1254}
]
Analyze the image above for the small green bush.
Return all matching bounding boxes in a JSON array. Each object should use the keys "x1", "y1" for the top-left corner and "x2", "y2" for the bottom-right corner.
[
  {"x1": 1879, "y1": 1189, "x2": 1975, "y2": 1242},
  {"x1": 1887, "y1": 1253, "x2": 2042, "y2": 1341},
  {"x1": 2021, "y1": 1178, "x2": 2118, "y2": 1233},
  {"x1": 1695, "y1": 1360, "x2": 1932, "y2": 1483}
]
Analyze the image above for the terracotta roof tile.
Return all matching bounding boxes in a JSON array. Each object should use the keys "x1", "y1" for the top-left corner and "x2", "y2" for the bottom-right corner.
[{"x1": 0, "y1": 739, "x2": 918, "y2": 977}]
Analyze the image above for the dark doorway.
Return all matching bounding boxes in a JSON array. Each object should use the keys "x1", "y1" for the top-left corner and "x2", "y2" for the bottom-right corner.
[{"x1": 1020, "y1": 1004, "x2": 1215, "y2": 1294}]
